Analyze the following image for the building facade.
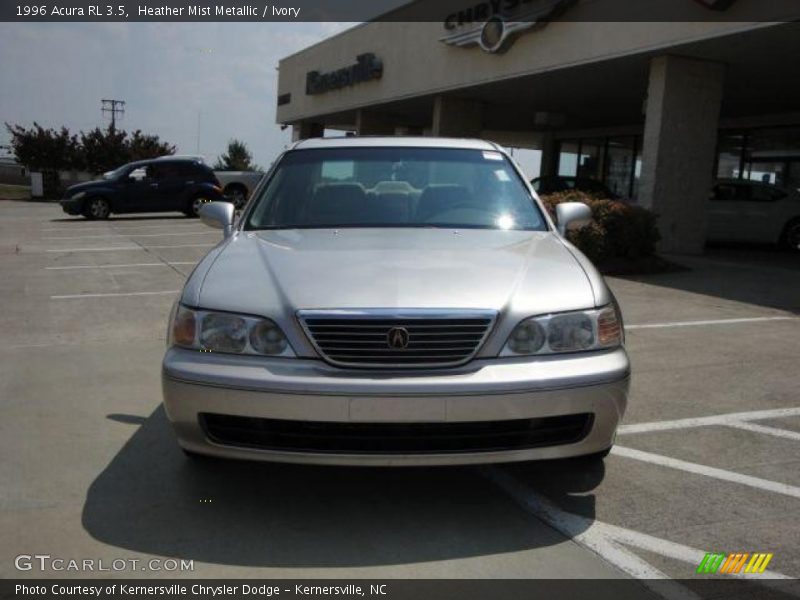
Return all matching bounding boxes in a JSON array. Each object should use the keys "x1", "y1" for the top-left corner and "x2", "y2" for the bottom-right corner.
[{"x1": 276, "y1": 0, "x2": 800, "y2": 253}]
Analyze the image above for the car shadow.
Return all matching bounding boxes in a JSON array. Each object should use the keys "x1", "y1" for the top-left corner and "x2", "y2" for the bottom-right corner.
[
  {"x1": 81, "y1": 406, "x2": 601, "y2": 568},
  {"x1": 614, "y1": 244, "x2": 800, "y2": 314}
]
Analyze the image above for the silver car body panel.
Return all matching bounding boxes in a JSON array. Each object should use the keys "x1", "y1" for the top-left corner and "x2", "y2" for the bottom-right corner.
[
  {"x1": 163, "y1": 347, "x2": 629, "y2": 466},
  {"x1": 164, "y1": 137, "x2": 630, "y2": 465}
]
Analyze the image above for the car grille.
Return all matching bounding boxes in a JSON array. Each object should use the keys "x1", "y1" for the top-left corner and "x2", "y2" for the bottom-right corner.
[
  {"x1": 297, "y1": 309, "x2": 496, "y2": 368},
  {"x1": 200, "y1": 413, "x2": 594, "y2": 455}
]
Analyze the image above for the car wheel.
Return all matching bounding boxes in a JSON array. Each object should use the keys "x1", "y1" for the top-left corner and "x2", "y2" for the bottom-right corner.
[
  {"x1": 84, "y1": 197, "x2": 111, "y2": 220},
  {"x1": 187, "y1": 195, "x2": 210, "y2": 218},
  {"x1": 780, "y1": 218, "x2": 800, "y2": 251},
  {"x1": 226, "y1": 186, "x2": 247, "y2": 210}
]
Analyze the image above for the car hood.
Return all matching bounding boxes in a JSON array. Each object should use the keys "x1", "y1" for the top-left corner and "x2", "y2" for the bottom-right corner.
[
  {"x1": 65, "y1": 179, "x2": 110, "y2": 195},
  {"x1": 192, "y1": 228, "x2": 597, "y2": 317}
]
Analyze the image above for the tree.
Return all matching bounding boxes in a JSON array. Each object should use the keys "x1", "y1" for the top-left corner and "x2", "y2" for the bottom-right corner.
[
  {"x1": 127, "y1": 129, "x2": 175, "y2": 162},
  {"x1": 5, "y1": 122, "x2": 81, "y2": 171},
  {"x1": 6, "y1": 122, "x2": 176, "y2": 175},
  {"x1": 214, "y1": 139, "x2": 258, "y2": 171},
  {"x1": 79, "y1": 126, "x2": 129, "y2": 175},
  {"x1": 79, "y1": 126, "x2": 175, "y2": 174}
]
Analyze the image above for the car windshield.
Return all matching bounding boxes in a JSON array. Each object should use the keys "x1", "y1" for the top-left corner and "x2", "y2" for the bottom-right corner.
[
  {"x1": 103, "y1": 164, "x2": 131, "y2": 180},
  {"x1": 245, "y1": 147, "x2": 547, "y2": 231}
]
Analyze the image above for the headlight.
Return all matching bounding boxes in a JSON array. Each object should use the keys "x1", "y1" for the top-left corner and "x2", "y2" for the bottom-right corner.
[
  {"x1": 169, "y1": 305, "x2": 294, "y2": 357},
  {"x1": 72, "y1": 191, "x2": 86, "y2": 200},
  {"x1": 501, "y1": 304, "x2": 623, "y2": 356}
]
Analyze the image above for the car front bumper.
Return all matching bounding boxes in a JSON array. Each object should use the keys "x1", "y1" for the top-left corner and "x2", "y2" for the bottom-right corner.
[
  {"x1": 162, "y1": 346, "x2": 630, "y2": 466},
  {"x1": 60, "y1": 198, "x2": 82, "y2": 215}
]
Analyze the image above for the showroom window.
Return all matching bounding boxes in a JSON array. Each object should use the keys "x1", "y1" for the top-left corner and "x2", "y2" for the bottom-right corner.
[
  {"x1": 715, "y1": 126, "x2": 800, "y2": 190},
  {"x1": 556, "y1": 136, "x2": 640, "y2": 200}
]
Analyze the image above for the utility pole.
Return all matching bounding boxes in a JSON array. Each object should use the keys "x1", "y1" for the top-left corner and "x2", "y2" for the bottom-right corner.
[{"x1": 101, "y1": 99, "x2": 126, "y2": 129}]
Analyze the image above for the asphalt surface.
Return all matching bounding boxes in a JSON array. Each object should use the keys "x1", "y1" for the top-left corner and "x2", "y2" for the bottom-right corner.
[{"x1": 1, "y1": 200, "x2": 799, "y2": 598}]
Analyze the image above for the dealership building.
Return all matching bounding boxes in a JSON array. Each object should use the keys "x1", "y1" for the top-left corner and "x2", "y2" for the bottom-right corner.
[{"x1": 276, "y1": 0, "x2": 800, "y2": 253}]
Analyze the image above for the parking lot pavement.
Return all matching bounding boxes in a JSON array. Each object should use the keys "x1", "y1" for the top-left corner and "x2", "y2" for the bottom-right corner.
[{"x1": 1, "y1": 200, "x2": 799, "y2": 596}]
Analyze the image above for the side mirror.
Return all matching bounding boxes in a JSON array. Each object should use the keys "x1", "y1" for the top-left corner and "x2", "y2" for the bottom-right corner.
[
  {"x1": 199, "y1": 201, "x2": 235, "y2": 239},
  {"x1": 555, "y1": 202, "x2": 592, "y2": 236}
]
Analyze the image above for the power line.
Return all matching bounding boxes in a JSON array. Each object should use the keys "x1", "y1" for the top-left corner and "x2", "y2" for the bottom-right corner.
[{"x1": 101, "y1": 99, "x2": 126, "y2": 129}]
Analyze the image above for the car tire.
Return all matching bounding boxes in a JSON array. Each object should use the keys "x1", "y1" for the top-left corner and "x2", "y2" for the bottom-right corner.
[
  {"x1": 779, "y1": 218, "x2": 800, "y2": 251},
  {"x1": 186, "y1": 194, "x2": 210, "y2": 218},
  {"x1": 83, "y1": 197, "x2": 111, "y2": 220},
  {"x1": 226, "y1": 186, "x2": 247, "y2": 210}
]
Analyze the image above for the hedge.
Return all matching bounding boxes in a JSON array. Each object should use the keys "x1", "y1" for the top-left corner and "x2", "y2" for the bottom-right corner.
[{"x1": 539, "y1": 190, "x2": 661, "y2": 264}]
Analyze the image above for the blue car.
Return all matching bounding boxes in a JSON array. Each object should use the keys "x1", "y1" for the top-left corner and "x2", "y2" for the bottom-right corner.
[{"x1": 60, "y1": 156, "x2": 224, "y2": 219}]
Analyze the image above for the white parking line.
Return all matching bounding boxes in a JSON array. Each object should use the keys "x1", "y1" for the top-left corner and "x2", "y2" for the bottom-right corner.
[
  {"x1": 46, "y1": 246, "x2": 140, "y2": 252},
  {"x1": 483, "y1": 467, "x2": 690, "y2": 596},
  {"x1": 147, "y1": 243, "x2": 216, "y2": 249},
  {"x1": 485, "y1": 466, "x2": 795, "y2": 591},
  {"x1": 618, "y1": 407, "x2": 800, "y2": 435},
  {"x1": 626, "y1": 316, "x2": 797, "y2": 330},
  {"x1": 45, "y1": 262, "x2": 197, "y2": 270},
  {"x1": 46, "y1": 243, "x2": 213, "y2": 252},
  {"x1": 598, "y1": 522, "x2": 794, "y2": 584},
  {"x1": 50, "y1": 290, "x2": 179, "y2": 299},
  {"x1": 611, "y1": 446, "x2": 800, "y2": 499},
  {"x1": 723, "y1": 421, "x2": 800, "y2": 442},
  {"x1": 44, "y1": 232, "x2": 214, "y2": 240},
  {"x1": 41, "y1": 223, "x2": 204, "y2": 233}
]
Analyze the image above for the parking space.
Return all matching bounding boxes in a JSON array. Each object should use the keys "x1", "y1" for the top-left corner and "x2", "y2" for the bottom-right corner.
[{"x1": 1, "y1": 200, "x2": 799, "y2": 596}]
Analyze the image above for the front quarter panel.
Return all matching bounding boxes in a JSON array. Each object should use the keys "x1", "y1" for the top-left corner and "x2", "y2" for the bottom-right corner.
[
  {"x1": 557, "y1": 238, "x2": 614, "y2": 307},
  {"x1": 180, "y1": 236, "x2": 230, "y2": 307}
]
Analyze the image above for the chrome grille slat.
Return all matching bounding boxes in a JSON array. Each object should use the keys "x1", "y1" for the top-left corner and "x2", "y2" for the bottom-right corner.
[{"x1": 298, "y1": 309, "x2": 496, "y2": 369}]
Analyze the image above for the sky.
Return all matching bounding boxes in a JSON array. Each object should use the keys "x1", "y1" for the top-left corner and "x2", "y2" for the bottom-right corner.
[
  {"x1": 0, "y1": 21, "x2": 541, "y2": 177},
  {"x1": 0, "y1": 22, "x2": 352, "y2": 168}
]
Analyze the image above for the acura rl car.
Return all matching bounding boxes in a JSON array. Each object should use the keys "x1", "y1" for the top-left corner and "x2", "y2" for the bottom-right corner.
[{"x1": 162, "y1": 137, "x2": 630, "y2": 466}]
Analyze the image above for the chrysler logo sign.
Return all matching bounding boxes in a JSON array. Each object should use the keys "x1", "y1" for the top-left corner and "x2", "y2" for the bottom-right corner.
[
  {"x1": 386, "y1": 327, "x2": 410, "y2": 350},
  {"x1": 440, "y1": 0, "x2": 576, "y2": 53},
  {"x1": 441, "y1": 0, "x2": 740, "y2": 54}
]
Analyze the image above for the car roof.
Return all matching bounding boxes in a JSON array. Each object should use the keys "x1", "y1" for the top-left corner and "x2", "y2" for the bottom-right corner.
[
  {"x1": 290, "y1": 136, "x2": 503, "y2": 151},
  {"x1": 128, "y1": 157, "x2": 206, "y2": 168}
]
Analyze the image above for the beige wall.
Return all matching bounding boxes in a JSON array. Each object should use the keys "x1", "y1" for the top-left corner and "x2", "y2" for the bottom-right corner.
[{"x1": 276, "y1": 0, "x2": 795, "y2": 124}]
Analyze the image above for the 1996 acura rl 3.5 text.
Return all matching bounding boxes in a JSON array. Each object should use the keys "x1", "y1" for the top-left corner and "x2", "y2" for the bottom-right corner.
[{"x1": 162, "y1": 137, "x2": 630, "y2": 466}]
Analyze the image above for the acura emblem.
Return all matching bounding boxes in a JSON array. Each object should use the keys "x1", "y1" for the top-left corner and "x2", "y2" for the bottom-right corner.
[{"x1": 387, "y1": 327, "x2": 410, "y2": 350}]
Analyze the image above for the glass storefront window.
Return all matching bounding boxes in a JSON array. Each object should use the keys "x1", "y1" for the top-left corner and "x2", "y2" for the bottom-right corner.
[
  {"x1": 604, "y1": 137, "x2": 636, "y2": 198},
  {"x1": 745, "y1": 127, "x2": 800, "y2": 188},
  {"x1": 632, "y1": 140, "x2": 642, "y2": 201},
  {"x1": 716, "y1": 127, "x2": 800, "y2": 191},
  {"x1": 557, "y1": 141, "x2": 579, "y2": 177},
  {"x1": 555, "y1": 136, "x2": 640, "y2": 200},
  {"x1": 716, "y1": 132, "x2": 747, "y2": 179},
  {"x1": 577, "y1": 139, "x2": 603, "y2": 180}
]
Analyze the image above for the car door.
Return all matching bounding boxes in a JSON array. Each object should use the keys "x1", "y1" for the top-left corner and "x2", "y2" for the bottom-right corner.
[
  {"x1": 156, "y1": 162, "x2": 193, "y2": 212},
  {"x1": 707, "y1": 182, "x2": 747, "y2": 242},
  {"x1": 739, "y1": 183, "x2": 788, "y2": 243},
  {"x1": 123, "y1": 164, "x2": 161, "y2": 212}
]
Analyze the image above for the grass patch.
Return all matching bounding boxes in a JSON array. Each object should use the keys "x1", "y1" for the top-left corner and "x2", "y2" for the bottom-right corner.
[{"x1": 0, "y1": 184, "x2": 31, "y2": 201}]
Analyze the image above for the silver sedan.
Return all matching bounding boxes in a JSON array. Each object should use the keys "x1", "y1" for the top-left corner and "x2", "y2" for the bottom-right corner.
[{"x1": 162, "y1": 137, "x2": 630, "y2": 466}]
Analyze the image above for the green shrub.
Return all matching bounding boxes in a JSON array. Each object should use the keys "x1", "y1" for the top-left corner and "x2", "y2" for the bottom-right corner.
[{"x1": 539, "y1": 190, "x2": 661, "y2": 264}]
